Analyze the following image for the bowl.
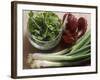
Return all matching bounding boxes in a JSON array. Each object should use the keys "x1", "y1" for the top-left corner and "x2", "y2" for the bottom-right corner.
[{"x1": 27, "y1": 11, "x2": 64, "y2": 50}]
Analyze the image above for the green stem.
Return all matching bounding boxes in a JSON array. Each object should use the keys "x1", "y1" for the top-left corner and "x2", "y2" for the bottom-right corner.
[
  {"x1": 31, "y1": 17, "x2": 41, "y2": 30},
  {"x1": 50, "y1": 48, "x2": 71, "y2": 55},
  {"x1": 70, "y1": 49, "x2": 90, "y2": 56},
  {"x1": 66, "y1": 44, "x2": 90, "y2": 56},
  {"x1": 32, "y1": 53, "x2": 90, "y2": 62},
  {"x1": 70, "y1": 30, "x2": 90, "y2": 53}
]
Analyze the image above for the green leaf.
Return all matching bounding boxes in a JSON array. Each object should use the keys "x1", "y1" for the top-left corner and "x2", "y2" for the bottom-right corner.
[{"x1": 29, "y1": 11, "x2": 34, "y2": 17}]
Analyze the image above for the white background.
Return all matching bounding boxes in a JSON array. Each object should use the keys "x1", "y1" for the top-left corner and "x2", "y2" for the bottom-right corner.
[{"x1": 0, "y1": 0, "x2": 100, "y2": 80}]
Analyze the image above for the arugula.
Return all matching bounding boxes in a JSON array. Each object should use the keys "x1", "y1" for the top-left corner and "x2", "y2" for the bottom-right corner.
[{"x1": 28, "y1": 11, "x2": 62, "y2": 41}]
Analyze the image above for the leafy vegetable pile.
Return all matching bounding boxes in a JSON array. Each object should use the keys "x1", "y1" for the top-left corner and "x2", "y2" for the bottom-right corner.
[{"x1": 28, "y1": 11, "x2": 62, "y2": 41}]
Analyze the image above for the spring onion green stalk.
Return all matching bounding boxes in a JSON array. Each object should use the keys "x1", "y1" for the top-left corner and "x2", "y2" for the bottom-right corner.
[
  {"x1": 70, "y1": 49, "x2": 90, "y2": 56},
  {"x1": 51, "y1": 48, "x2": 71, "y2": 55},
  {"x1": 66, "y1": 44, "x2": 90, "y2": 56},
  {"x1": 32, "y1": 53, "x2": 90, "y2": 62},
  {"x1": 70, "y1": 30, "x2": 90, "y2": 53},
  {"x1": 83, "y1": 37, "x2": 91, "y2": 46},
  {"x1": 31, "y1": 44, "x2": 90, "y2": 56}
]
